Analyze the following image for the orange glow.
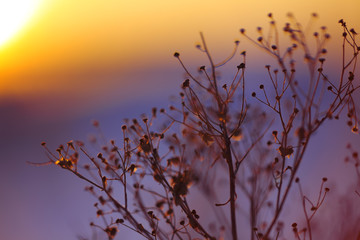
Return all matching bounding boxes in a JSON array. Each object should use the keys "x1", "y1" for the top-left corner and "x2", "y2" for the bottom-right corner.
[{"x1": 0, "y1": 0, "x2": 359, "y2": 107}]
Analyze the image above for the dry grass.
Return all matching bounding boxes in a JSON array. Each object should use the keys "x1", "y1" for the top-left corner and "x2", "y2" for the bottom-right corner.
[{"x1": 34, "y1": 13, "x2": 359, "y2": 240}]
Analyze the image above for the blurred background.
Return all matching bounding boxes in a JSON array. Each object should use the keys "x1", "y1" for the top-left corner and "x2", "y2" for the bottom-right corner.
[{"x1": 0, "y1": 0, "x2": 359, "y2": 239}]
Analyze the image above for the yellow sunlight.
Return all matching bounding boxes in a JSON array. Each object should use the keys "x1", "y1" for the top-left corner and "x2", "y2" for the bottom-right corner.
[{"x1": 0, "y1": 0, "x2": 42, "y2": 46}]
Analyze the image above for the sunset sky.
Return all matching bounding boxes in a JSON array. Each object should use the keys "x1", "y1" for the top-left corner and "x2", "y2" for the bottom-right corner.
[{"x1": 0, "y1": 0, "x2": 359, "y2": 239}]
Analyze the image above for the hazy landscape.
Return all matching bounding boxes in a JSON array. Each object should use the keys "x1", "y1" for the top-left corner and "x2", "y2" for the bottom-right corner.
[{"x1": 0, "y1": 0, "x2": 359, "y2": 239}]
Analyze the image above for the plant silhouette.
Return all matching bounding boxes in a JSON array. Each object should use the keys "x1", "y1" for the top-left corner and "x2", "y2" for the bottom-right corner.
[{"x1": 36, "y1": 14, "x2": 359, "y2": 240}]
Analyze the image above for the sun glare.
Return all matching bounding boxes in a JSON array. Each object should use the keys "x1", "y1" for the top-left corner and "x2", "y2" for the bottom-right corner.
[{"x1": 0, "y1": 0, "x2": 42, "y2": 47}]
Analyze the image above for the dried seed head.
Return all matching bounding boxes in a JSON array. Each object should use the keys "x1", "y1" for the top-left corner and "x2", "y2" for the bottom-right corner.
[
  {"x1": 278, "y1": 146, "x2": 294, "y2": 158},
  {"x1": 232, "y1": 129, "x2": 243, "y2": 141},
  {"x1": 99, "y1": 196, "x2": 106, "y2": 205},
  {"x1": 284, "y1": 23, "x2": 291, "y2": 32},
  {"x1": 96, "y1": 209, "x2": 103, "y2": 217},
  {"x1": 92, "y1": 120, "x2": 99, "y2": 127},
  {"x1": 152, "y1": 107, "x2": 157, "y2": 117},
  {"x1": 348, "y1": 72, "x2": 354, "y2": 81},
  {"x1": 182, "y1": 79, "x2": 190, "y2": 88},
  {"x1": 352, "y1": 126, "x2": 359, "y2": 133},
  {"x1": 116, "y1": 219, "x2": 124, "y2": 224},
  {"x1": 237, "y1": 63, "x2": 245, "y2": 69},
  {"x1": 296, "y1": 127, "x2": 305, "y2": 139}
]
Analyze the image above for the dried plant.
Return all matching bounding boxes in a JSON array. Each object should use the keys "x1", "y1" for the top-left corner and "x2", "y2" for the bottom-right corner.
[{"x1": 33, "y1": 14, "x2": 359, "y2": 240}]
